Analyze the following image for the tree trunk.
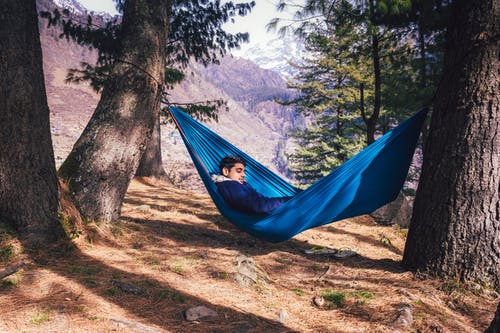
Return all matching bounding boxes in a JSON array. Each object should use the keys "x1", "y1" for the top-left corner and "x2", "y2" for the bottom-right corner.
[
  {"x1": 403, "y1": 0, "x2": 499, "y2": 287},
  {"x1": 418, "y1": 18, "x2": 427, "y2": 88},
  {"x1": 0, "y1": 1, "x2": 64, "y2": 244},
  {"x1": 364, "y1": 0, "x2": 381, "y2": 145},
  {"x1": 135, "y1": 113, "x2": 167, "y2": 179},
  {"x1": 486, "y1": 302, "x2": 500, "y2": 333},
  {"x1": 58, "y1": 0, "x2": 169, "y2": 222}
]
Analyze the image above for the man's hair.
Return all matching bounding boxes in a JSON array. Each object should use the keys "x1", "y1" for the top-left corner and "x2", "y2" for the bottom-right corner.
[{"x1": 219, "y1": 156, "x2": 246, "y2": 174}]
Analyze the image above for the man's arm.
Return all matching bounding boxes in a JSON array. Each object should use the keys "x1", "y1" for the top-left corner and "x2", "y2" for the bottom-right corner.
[{"x1": 216, "y1": 181, "x2": 289, "y2": 215}]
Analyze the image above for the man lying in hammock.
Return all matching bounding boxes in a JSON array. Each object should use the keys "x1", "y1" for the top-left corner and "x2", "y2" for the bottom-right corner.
[{"x1": 211, "y1": 156, "x2": 293, "y2": 215}]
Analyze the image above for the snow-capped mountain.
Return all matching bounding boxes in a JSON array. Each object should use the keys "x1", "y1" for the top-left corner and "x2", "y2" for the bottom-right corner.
[
  {"x1": 52, "y1": 0, "x2": 87, "y2": 14},
  {"x1": 52, "y1": 0, "x2": 117, "y2": 20},
  {"x1": 53, "y1": 0, "x2": 305, "y2": 79},
  {"x1": 237, "y1": 35, "x2": 309, "y2": 79}
]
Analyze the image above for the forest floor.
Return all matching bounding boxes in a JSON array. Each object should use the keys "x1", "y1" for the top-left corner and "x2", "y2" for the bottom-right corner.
[{"x1": 0, "y1": 177, "x2": 497, "y2": 333}]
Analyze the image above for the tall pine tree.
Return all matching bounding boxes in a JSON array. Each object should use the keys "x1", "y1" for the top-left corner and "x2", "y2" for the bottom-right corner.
[
  {"x1": 0, "y1": 0, "x2": 65, "y2": 245},
  {"x1": 403, "y1": 0, "x2": 499, "y2": 288}
]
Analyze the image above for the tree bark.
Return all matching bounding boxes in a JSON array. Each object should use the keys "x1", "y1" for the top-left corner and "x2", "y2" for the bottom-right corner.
[
  {"x1": 0, "y1": 1, "x2": 64, "y2": 245},
  {"x1": 58, "y1": 0, "x2": 169, "y2": 222},
  {"x1": 403, "y1": 0, "x2": 499, "y2": 287},
  {"x1": 364, "y1": 0, "x2": 382, "y2": 145},
  {"x1": 486, "y1": 301, "x2": 500, "y2": 333},
  {"x1": 135, "y1": 113, "x2": 167, "y2": 179}
]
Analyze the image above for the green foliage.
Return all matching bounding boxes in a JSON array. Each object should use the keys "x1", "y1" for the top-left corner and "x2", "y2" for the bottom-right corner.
[
  {"x1": 277, "y1": 0, "x2": 443, "y2": 182},
  {"x1": 104, "y1": 286, "x2": 120, "y2": 296},
  {"x1": 29, "y1": 310, "x2": 51, "y2": 325},
  {"x1": 164, "y1": 67, "x2": 185, "y2": 85},
  {"x1": 351, "y1": 290, "x2": 373, "y2": 300},
  {"x1": 157, "y1": 288, "x2": 186, "y2": 303},
  {"x1": 322, "y1": 290, "x2": 346, "y2": 308},
  {"x1": 0, "y1": 245, "x2": 14, "y2": 262},
  {"x1": 59, "y1": 213, "x2": 81, "y2": 239},
  {"x1": 1, "y1": 277, "x2": 20, "y2": 288},
  {"x1": 402, "y1": 187, "x2": 416, "y2": 197},
  {"x1": 322, "y1": 289, "x2": 373, "y2": 308},
  {"x1": 40, "y1": 1, "x2": 255, "y2": 92},
  {"x1": 379, "y1": 233, "x2": 393, "y2": 247},
  {"x1": 164, "y1": 99, "x2": 228, "y2": 124}
]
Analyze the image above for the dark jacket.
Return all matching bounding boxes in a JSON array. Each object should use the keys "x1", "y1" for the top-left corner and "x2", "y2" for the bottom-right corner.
[{"x1": 215, "y1": 179, "x2": 290, "y2": 215}]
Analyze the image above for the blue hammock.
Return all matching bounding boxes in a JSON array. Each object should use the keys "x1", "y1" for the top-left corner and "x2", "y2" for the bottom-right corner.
[{"x1": 169, "y1": 107, "x2": 427, "y2": 243}]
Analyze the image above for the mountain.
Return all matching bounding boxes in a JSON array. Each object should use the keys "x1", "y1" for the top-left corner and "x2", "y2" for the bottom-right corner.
[
  {"x1": 38, "y1": 0, "x2": 299, "y2": 188},
  {"x1": 236, "y1": 35, "x2": 308, "y2": 79}
]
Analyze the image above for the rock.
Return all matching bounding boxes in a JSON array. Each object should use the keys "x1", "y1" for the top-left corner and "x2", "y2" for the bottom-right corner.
[
  {"x1": 185, "y1": 306, "x2": 218, "y2": 321},
  {"x1": 371, "y1": 192, "x2": 413, "y2": 227},
  {"x1": 109, "y1": 318, "x2": 163, "y2": 332},
  {"x1": 234, "y1": 254, "x2": 269, "y2": 288},
  {"x1": 111, "y1": 280, "x2": 145, "y2": 295},
  {"x1": 277, "y1": 309, "x2": 290, "y2": 323},
  {"x1": 397, "y1": 288, "x2": 420, "y2": 302},
  {"x1": 393, "y1": 304, "x2": 413, "y2": 328},
  {"x1": 135, "y1": 204, "x2": 151, "y2": 212},
  {"x1": 313, "y1": 296, "x2": 325, "y2": 308},
  {"x1": 428, "y1": 321, "x2": 445, "y2": 332}
]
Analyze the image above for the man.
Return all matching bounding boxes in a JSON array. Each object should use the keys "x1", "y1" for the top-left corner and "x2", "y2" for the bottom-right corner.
[{"x1": 212, "y1": 156, "x2": 291, "y2": 215}]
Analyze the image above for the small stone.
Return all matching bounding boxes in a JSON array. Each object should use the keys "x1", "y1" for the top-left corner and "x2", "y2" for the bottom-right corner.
[
  {"x1": 234, "y1": 254, "x2": 268, "y2": 288},
  {"x1": 185, "y1": 306, "x2": 218, "y2": 321},
  {"x1": 135, "y1": 205, "x2": 151, "y2": 212},
  {"x1": 397, "y1": 288, "x2": 420, "y2": 302},
  {"x1": 313, "y1": 296, "x2": 325, "y2": 308},
  {"x1": 277, "y1": 309, "x2": 290, "y2": 323},
  {"x1": 393, "y1": 304, "x2": 413, "y2": 328},
  {"x1": 428, "y1": 321, "x2": 444, "y2": 332},
  {"x1": 112, "y1": 280, "x2": 144, "y2": 295}
]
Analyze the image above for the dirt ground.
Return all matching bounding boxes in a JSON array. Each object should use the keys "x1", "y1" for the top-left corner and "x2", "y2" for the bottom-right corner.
[{"x1": 0, "y1": 178, "x2": 497, "y2": 332}]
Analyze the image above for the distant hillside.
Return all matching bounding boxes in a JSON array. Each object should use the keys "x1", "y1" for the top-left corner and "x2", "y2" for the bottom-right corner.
[{"x1": 38, "y1": 0, "x2": 300, "y2": 184}]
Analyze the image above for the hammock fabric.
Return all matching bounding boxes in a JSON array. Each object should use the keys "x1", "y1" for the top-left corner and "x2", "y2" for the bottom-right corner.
[{"x1": 169, "y1": 106, "x2": 427, "y2": 243}]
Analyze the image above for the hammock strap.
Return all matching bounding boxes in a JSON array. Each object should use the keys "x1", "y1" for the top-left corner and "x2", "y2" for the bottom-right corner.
[{"x1": 168, "y1": 107, "x2": 210, "y2": 177}]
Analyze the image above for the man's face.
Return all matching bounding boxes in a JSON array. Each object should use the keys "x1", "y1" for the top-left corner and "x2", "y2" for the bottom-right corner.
[{"x1": 223, "y1": 163, "x2": 246, "y2": 184}]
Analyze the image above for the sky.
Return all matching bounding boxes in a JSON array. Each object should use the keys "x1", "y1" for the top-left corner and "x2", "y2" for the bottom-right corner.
[{"x1": 77, "y1": 0, "x2": 301, "y2": 55}]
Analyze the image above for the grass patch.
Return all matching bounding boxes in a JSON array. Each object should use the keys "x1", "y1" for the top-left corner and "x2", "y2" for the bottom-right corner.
[
  {"x1": 103, "y1": 286, "x2": 120, "y2": 296},
  {"x1": 147, "y1": 259, "x2": 161, "y2": 266},
  {"x1": 439, "y1": 279, "x2": 467, "y2": 296},
  {"x1": 292, "y1": 288, "x2": 304, "y2": 296},
  {"x1": 170, "y1": 263, "x2": 184, "y2": 274},
  {"x1": 275, "y1": 258, "x2": 293, "y2": 265},
  {"x1": 157, "y1": 288, "x2": 186, "y2": 303},
  {"x1": 351, "y1": 291, "x2": 373, "y2": 299},
  {"x1": 379, "y1": 233, "x2": 393, "y2": 247},
  {"x1": 212, "y1": 271, "x2": 230, "y2": 280},
  {"x1": 393, "y1": 225, "x2": 409, "y2": 239},
  {"x1": 139, "y1": 279, "x2": 160, "y2": 288},
  {"x1": 82, "y1": 277, "x2": 98, "y2": 287},
  {"x1": 0, "y1": 224, "x2": 16, "y2": 243},
  {"x1": 29, "y1": 310, "x2": 51, "y2": 325},
  {"x1": 350, "y1": 290, "x2": 373, "y2": 305},
  {"x1": 0, "y1": 245, "x2": 15, "y2": 262},
  {"x1": 59, "y1": 213, "x2": 81, "y2": 239},
  {"x1": 1, "y1": 276, "x2": 20, "y2": 288},
  {"x1": 322, "y1": 289, "x2": 374, "y2": 308},
  {"x1": 111, "y1": 225, "x2": 123, "y2": 237},
  {"x1": 322, "y1": 290, "x2": 347, "y2": 308}
]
